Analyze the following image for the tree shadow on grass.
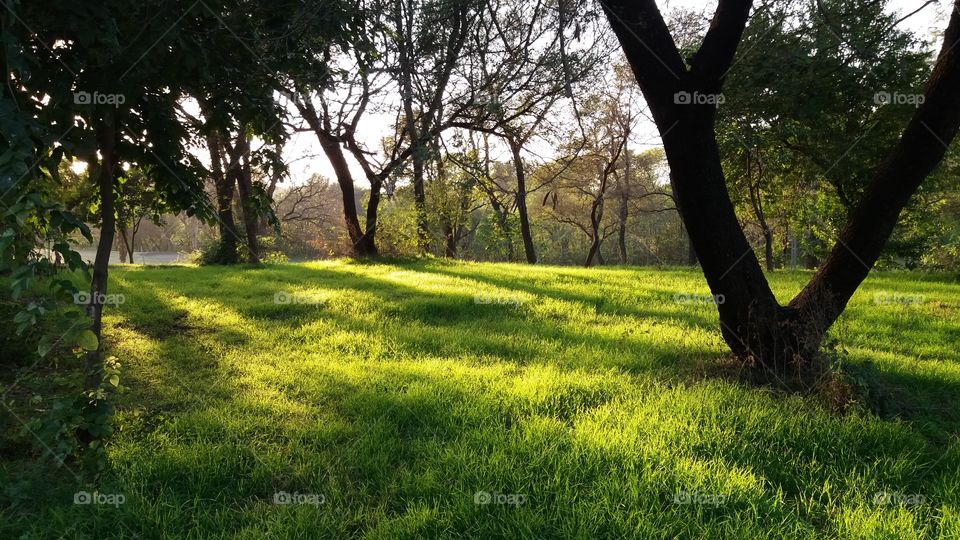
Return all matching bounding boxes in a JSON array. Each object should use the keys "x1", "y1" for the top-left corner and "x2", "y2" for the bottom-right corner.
[
  {"x1": 84, "y1": 358, "x2": 960, "y2": 537},
  {"x1": 56, "y1": 262, "x2": 959, "y2": 538},
  {"x1": 155, "y1": 263, "x2": 722, "y2": 375}
]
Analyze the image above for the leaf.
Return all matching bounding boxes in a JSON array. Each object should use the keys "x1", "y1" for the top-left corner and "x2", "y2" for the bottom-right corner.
[
  {"x1": 76, "y1": 330, "x2": 99, "y2": 351},
  {"x1": 37, "y1": 337, "x2": 54, "y2": 357}
]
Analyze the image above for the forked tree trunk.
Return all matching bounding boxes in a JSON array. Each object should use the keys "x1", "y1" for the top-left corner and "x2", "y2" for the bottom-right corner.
[
  {"x1": 298, "y1": 98, "x2": 375, "y2": 257},
  {"x1": 602, "y1": 0, "x2": 960, "y2": 370}
]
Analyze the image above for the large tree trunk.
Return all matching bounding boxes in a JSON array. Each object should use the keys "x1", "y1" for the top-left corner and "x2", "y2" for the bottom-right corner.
[
  {"x1": 509, "y1": 139, "x2": 537, "y2": 263},
  {"x1": 602, "y1": 0, "x2": 960, "y2": 370},
  {"x1": 233, "y1": 134, "x2": 260, "y2": 264},
  {"x1": 207, "y1": 130, "x2": 239, "y2": 264},
  {"x1": 85, "y1": 115, "x2": 117, "y2": 391}
]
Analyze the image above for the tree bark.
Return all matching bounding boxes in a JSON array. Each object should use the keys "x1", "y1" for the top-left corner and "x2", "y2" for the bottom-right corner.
[
  {"x1": 584, "y1": 192, "x2": 604, "y2": 267},
  {"x1": 763, "y1": 228, "x2": 774, "y2": 272},
  {"x1": 602, "y1": 0, "x2": 960, "y2": 369},
  {"x1": 360, "y1": 174, "x2": 383, "y2": 256}
]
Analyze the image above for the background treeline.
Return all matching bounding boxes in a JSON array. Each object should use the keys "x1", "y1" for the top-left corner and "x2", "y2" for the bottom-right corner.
[{"x1": 19, "y1": 0, "x2": 956, "y2": 272}]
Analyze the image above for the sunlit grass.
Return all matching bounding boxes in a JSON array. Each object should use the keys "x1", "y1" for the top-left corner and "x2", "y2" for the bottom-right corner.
[{"x1": 3, "y1": 260, "x2": 959, "y2": 538}]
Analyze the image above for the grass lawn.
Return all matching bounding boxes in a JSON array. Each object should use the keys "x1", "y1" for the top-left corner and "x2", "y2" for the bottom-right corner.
[{"x1": 2, "y1": 260, "x2": 960, "y2": 538}]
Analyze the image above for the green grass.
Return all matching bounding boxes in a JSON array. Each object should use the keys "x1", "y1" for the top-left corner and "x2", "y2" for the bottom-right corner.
[{"x1": 2, "y1": 260, "x2": 960, "y2": 538}]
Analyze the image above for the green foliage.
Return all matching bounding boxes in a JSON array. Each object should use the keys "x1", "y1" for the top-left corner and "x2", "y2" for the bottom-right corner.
[
  {"x1": 713, "y1": 0, "x2": 955, "y2": 269},
  {"x1": 26, "y1": 356, "x2": 122, "y2": 473},
  {"x1": 257, "y1": 236, "x2": 288, "y2": 264},
  {"x1": 192, "y1": 239, "x2": 240, "y2": 266},
  {"x1": 377, "y1": 196, "x2": 422, "y2": 256}
]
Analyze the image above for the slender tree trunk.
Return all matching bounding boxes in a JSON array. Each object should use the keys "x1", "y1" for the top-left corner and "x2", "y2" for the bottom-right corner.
[
  {"x1": 442, "y1": 218, "x2": 457, "y2": 258},
  {"x1": 790, "y1": 228, "x2": 799, "y2": 271},
  {"x1": 117, "y1": 222, "x2": 131, "y2": 264},
  {"x1": 617, "y1": 193, "x2": 628, "y2": 264},
  {"x1": 763, "y1": 229, "x2": 774, "y2": 271},
  {"x1": 395, "y1": 0, "x2": 429, "y2": 252},
  {"x1": 319, "y1": 132, "x2": 369, "y2": 255},
  {"x1": 130, "y1": 219, "x2": 140, "y2": 264},
  {"x1": 509, "y1": 139, "x2": 537, "y2": 263},
  {"x1": 585, "y1": 198, "x2": 604, "y2": 267},
  {"x1": 746, "y1": 150, "x2": 774, "y2": 271},
  {"x1": 412, "y1": 152, "x2": 429, "y2": 252},
  {"x1": 85, "y1": 115, "x2": 117, "y2": 390},
  {"x1": 803, "y1": 227, "x2": 818, "y2": 269},
  {"x1": 359, "y1": 174, "x2": 383, "y2": 256}
]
